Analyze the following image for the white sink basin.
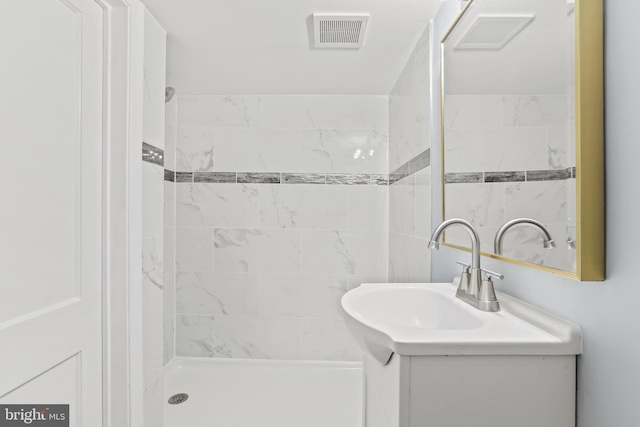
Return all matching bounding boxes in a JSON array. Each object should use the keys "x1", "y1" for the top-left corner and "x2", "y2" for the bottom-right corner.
[{"x1": 341, "y1": 282, "x2": 582, "y2": 364}]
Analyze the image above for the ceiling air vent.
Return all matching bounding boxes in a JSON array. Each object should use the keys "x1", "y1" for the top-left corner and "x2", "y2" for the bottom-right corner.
[
  {"x1": 313, "y1": 13, "x2": 369, "y2": 49},
  {"x1": 455, "y1": 15, "x2": 534, "y2": 50}
]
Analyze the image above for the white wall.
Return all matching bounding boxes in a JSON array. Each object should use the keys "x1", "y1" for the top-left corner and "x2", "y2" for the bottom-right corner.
[{"x1": 431, "y1": 0, "x2": 640, "y2": 425}]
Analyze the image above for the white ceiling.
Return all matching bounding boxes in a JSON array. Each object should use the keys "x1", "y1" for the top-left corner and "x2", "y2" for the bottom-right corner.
[
  {"x1": 141, "y1": 0, "x2": 444, "y2": 95},
  {"x1": 443, "y1": 0, "x2": 570, "y2": 95}
]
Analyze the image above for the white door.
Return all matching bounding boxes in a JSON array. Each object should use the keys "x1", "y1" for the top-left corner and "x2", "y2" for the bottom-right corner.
[{"x1": 0, "y1": 0, "x2": 104, "y2": 425}]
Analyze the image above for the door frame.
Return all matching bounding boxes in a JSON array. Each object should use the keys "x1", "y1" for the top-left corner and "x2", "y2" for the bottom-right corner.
[{"x1": 99, "y1": 0, "x2": 145, "y2": 425}]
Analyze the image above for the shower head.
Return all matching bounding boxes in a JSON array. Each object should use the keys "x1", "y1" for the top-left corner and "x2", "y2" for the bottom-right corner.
[{"x1": 165, "y1": 87, "x2": 175, "y2": 103}]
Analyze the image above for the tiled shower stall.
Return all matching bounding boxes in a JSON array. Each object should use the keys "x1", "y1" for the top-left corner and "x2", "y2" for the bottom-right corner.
[{"x1": 141, "y1": 22, "x2": 433, "y2": 424}]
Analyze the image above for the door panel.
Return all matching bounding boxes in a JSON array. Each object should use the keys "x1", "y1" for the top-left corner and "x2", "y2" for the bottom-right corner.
[{"x1": 0, "y1": 0, "x2": 105, "y2": 425}]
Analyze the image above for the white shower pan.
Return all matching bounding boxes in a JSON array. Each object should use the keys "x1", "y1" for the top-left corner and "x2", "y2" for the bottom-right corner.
[{"x1": 163, "y1": 357, "x2": 363, "y2": 427}]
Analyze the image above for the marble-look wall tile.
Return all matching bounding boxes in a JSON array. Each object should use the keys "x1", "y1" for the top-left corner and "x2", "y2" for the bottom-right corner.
[
  {"x1": 176, "y1": 315, "x2": 300, "y2": 359},
  {"x1": 175, "y1": 128, "x2": 215, "y2": 172},
  {"x1": 142, "y1": 237, "x2": 163, "y2": 293},
  {"x1": 348, "y1": 186, "x2": 389, "y2": 231},
  {"x1": 388, "y1": 232, "x2": 431, "y2": 283},
  {"x1": 164, "y1": 181, "x2": 175, "y2": 232},
  {"x1": 502, "y1": 95, "x2": 568, "y2": 127},
  {"x1": 548, "y1": 125, "x2": 568, "y2": 169},
  {"x1": 163, "y1": 316, "x2": 175, "y2": 366},
  {"x1": 176, "y1": 183, "x2": 260, "y2": 228},
  {"x1": 176, "y1": 271, "x2": 259, "y2": 316},
  {"x1": 390, "y1": 175, "x2": 416, "y2": 235},
  {"x1": 173, "y1": 94, "x2": 392, "y2": 362},
  {"x1": 213, "y1": 228, "x2": 301, "y2": 273},
  {"x1": 414, "y1": 168, "x2": 432, "y2": 239},
  {"x1": 142, "y1": 162, "x2": 164, "y2": 238},
  {"x1": 213, "y1": 129, "x2": 303, "y2": 172},
  {"x1": 261, "y1": 95, "x2": 388, "y2": 130},
  {"x1": 300, "y1": 230, "x2": 387, "y2": 276},
  {"x1": 177, "y1": 96, "x2": 261, "y2": 128},
  {"x1": 301, "y1": 129, "x2": 388, "y2": 174},
  {"x1": 445, "y1": 127, "x2": 548, "y2": 173},
  {"x1": 258, "y1": 274, "x2": 351, "y2": 319},
  {"x1": 388, "y1": 22, "x2": 432, "y2": 285},
  {"x1": 175, "y1": 227, "x2": 213, "y2": 271},
  {"x1": 504, "y1": 181, "x2": 568, "y2": 224},
  {"x1": 445, "y1": 225, "x2": 499, "y2": 255},
  {"x1": 499, "y1": 222, "x2": 575, "y2": 273},
  {"x1": 389, "y1": 95, "x2": 424, "y2": 171},
  {"x1": 259, "y1": 185, "x2": 348, "y2": 230},
  {"x1": 163, "y1": 272, "x2": 175, "y2": 325},
  {"x1": 444, "y1": 182, "x2": 504, "y2": 228},
  {"x1": 300, "y1": 319, "x2": 362, "y2": 361},
  {"x1": 444, "y1": 95, "x2": 503, "y2": 129}
]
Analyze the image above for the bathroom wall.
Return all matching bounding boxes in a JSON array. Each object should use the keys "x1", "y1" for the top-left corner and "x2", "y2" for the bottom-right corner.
[
  {"x1": 140, "y1": 9, "x2": 166, "y2": 427},
  {"x1": 173, "y1": 95, "x2": 389, "y2": 361},
  {"x1": 443, "y1": 93, "x2": 575, "y2": 272},
  {"x1": 388, "y1": 25, "x2": 432, "y2": 283},
  {"x1": 431, "y1": 0, "x2": 640, "y2": 425}
]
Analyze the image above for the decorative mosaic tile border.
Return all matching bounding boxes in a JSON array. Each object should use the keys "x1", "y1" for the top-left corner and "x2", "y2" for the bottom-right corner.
[
  {"x1": 164, "y1": 171, "x2": 390, "y2": 185},
  {"x1": 445, "y1": 166, "x2": 576, "y2": 184},
  {"x1": 142, "y1": 142, "x2": 164, "y2": 167},
  {"x1": 389, "y1": 149, "x2": 431, "y2": 185}
]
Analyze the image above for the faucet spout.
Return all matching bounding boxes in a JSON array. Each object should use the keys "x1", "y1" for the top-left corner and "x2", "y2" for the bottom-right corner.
[
  {"x1": 494, "y1": 218, "x2": 556, "y2": 255},
  {"x1": 428, "y1": 218, "x2": 481, "y2": 269}
]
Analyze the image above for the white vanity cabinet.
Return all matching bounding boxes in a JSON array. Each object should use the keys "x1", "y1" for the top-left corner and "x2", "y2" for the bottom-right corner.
[{"x1": 363, "y1": 352, "x2": 576, "y2": 427}]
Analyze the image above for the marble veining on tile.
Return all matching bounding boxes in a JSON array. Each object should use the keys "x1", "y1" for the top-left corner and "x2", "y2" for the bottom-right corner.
[
  {"x1": 194, "y1": 172, "x2": 237, "y2": 183},
  {"x1": 164, "y1": 169, "x2": 176, "y2": 182},
  {"x1": 175, "y1": 172, "x2": 194, "y2": 183},
  {"x1": 237, "y1": 172, "x2": 281, "y2": 184},
  {"x1": 526, "y1": 169, "x2": 570, "y2": 181},
  {"x1": 142, "y1": 142, "x2": 165, "y2": 167},
  {"x1": 484, "y1": 171, "x2": 525, "y2": 183},
  {"x1": 445, "y1": 172, "x2": 483, "y2": 184},
  {"x1": 282, "y1": 173, "x2": 326, "y2": 184},
  {"x1": 175, "y1": 128, "x2": 215, "y2": 172},
  {"x1": 326, "y1": 174, "x2": 370, "y2": 185}
]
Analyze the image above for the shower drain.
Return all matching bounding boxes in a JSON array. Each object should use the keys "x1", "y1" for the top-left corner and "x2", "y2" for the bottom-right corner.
[{"x1": 168, "y1": 393, "x2": 189, "y2": 405}]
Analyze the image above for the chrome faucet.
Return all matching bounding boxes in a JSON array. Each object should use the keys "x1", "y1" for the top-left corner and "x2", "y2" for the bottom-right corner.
[
  {"x1": 428, "y1": 219, "x2": 482, "y2": 296},
  {"x1": 494, "y1": 218, "x2": 556, "y2": 255},
  {"x1": 428, "y1": 219, "x2": 503, "y2": 312}
]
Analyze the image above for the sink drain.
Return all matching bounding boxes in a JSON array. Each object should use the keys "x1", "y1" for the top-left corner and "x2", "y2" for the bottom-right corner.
[{"x1": 168, "y1": 393, "x2": 189, "y2": 405}]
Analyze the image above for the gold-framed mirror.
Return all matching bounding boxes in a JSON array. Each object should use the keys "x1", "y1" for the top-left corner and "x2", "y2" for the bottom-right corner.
[{"x1": 441, "y1": 0, "x2": 604, "y2": 280}]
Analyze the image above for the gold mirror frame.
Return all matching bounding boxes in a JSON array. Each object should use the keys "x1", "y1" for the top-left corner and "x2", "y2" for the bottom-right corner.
[{"x1": 440, "y1": 0, "x2": 604, "y2": 281}]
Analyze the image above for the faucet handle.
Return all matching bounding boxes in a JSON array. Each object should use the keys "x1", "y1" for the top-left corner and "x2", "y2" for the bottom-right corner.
[
  {"x1": 478, "y1": 270, "x2": 501, "y2": 305},
  {"x1": 480, "y1": 267, "x2": 504, "y2": 280},
  {"x1": 455, "y1": 261, "x2": 471, "y2": 293}
]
